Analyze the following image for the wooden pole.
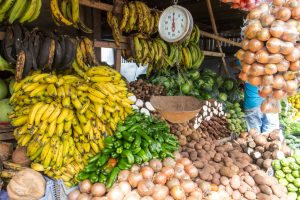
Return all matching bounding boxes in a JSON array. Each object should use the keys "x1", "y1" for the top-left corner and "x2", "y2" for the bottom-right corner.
[
  {"x1": 205, "y1": 0, "x2": 229, "y2": 74},
  {"x1": 200, "y1": 30, "x2": 241, "y2": 47},
  {"x1": 115, "y1": 49, "x2": 122, "y2": 72},
  {"x1": 203, "y1": 51, "x2": 225, "y2": 57}
]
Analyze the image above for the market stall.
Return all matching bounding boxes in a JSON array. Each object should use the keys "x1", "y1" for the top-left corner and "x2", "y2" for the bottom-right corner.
[{"x1": 0, "y1": 0, "x2": 300, "y2": 199}]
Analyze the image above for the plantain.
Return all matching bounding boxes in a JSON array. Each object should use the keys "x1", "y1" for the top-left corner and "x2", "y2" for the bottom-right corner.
[
  {"x1": 77, "y1": 19, "x2": 93, "y2": 34},
  {"x1": 83, "y1": 37, "x2": 99, "y2": 65},
  {"x1": 8, "y1": 0, "x2": 27, "y2": 24},
  {"x1": 71, "y1": 0, "x2": 79, "y2": 23},
  {"x1": 61, "y1": 36, "x2": 76, "y2": 68},
  {"x1": 120, "y1": 4, "x2": 129, "y2": 31},
  {"x1": 15, "y1": 50, "x2": 26, "y2": 82},
  {"x1": 135, "y1": 1, "x2": 144, "y2": 31},
  {"x1": 50, "y1": 0, "x2": 73, "y2": 26},
  {"x1": 53, "y1": 36, "x2": 63, "y2": 69},
  {"x1": 37, "y1": 37, "x2": 51, "y2": 71},
  {"x1": 44, "y1": 39, "x2": 56, "y2": 71},
  {"x1": 2, "y1": 26, "x2": 16, "y2": 63},
  {"x1": 27, "y1": 0, "x2": 42, "y2": 22},
  {"x1": 19, "y1": 0, "x2": 38, "y2": 23},
  {"x1": 128, "y1": 2, "x2": 137, "y2": 31},
  {"x1": 22, "y1": 46, "x2": 33, "y2": 78},
  {"x1": 0, "y1": 0, "x2": 16, "y2": 21},
  {"x1": 12, "y1": 23, "x2": 23, "y2": 55}
]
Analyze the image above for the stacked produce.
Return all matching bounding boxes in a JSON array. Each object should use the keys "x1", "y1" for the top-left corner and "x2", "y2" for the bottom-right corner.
[
  {"x1": 8, "y1": 66, "x2": 133, "y2": 186},
  {"x1": 221, "y1": 0, "x2": 272, "y2": 11},
  {"x1": 0, "y1": 0, "x2": 42, "y2": 23},
  {"x1": 176, "y1": 119, "x2": 288, "y2": 199},
  {"x1": 237, "y1": 2, "x2": 300, "y2": 112},
  {"x1": 77, "y1": 112, "x2": 179, "y2": 188},
  {"x1": 273, "y1": 153, "x2": 300, "y2": 199},
  {"x1": 237, "y1": 130, "x2": 291, "y2": 171},
  {"x1": 50, "y1": 0, "x2": 92, "y2": 33},
  {"x1": 107, "y1": 1, "x2": 160, "y2": 46},
  {"x1": 122, "y1": 26, "x2": 203, "y2": 73},
  {"x1": 151, "y1": 69, "x2": 243, "y2": 102},
  {"x1": 70, "y1": 156, "x2": 203, "y2": 200},
  {"x1": 288, "y1": 93, "x2": 300, "y2": 117},
  {"x1": 0, "y1": 78, "x2": 12, "y2": 122},
  {"x1": 225, "y1": 102, "x2": 247, "y2": 135},
  {"x1": 0, "y1": 24, "x2": 98, "y2": 81}
]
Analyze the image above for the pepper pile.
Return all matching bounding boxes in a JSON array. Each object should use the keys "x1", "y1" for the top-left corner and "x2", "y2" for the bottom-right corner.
[
  {"x1": 273, "y1": 154, "x2": 300, "y2": 199},
  {"x1": 77, "y1": 112, "x2": 179, "y2": 188}
]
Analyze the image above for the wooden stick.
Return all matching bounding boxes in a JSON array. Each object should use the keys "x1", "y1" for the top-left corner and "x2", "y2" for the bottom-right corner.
[
  {"x1": 203, "y1": 51, "x2": 225, "y2": 57},
  {"x1": 79, "y1": 0, "x2": 120, "y2": 13},
  {"x1": 200, "y1": 30, "x2": 241, "y2": 47},
  {"x1": 115, "y1": 49, "x2": 122, "y2": 72},
  {"x1": 94, "y1": 40, "x2": 128, "y2": 49},
  {"x1": 205, "y1": 0, "x2": 229, "y2": 74}
]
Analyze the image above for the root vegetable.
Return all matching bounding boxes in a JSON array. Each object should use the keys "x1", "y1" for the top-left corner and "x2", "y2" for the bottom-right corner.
[
  {"x1": 167, "y1": 178, "x2": 180, "y2": 189},
  {"x1": 137, "y1": 180, "x2": 155, "y2": 196},
  {"x1": 131, "y1": 164, "x2": 140, "y2": 173},
  {"x1": 245, "y1": 191, "x2": 256, "y2": 200},
  {"x1": 91, "y1": 183, "x2": 106, "y2": 197},
  {"x1": 77, "y1": 193, "x2": 91, "y2": 200},
  {"x1": 161, "y1": 166, "x2": 175, "y2": 180},
  {"x1": 150, "y1": 159, "x2": 163, "y2": 172},
  {"x1": 244, "y1": 176, "x2": 255, "y2": 187},
  {"x1": 152, "y1": 185, "x2": 169, "y2": 200},
  {"x1": 141, "y1": 166, "x2": 154, "y2": 179},
  {"x1": 153, "y1": 173, "x2": 167, "y2": 185},
  {"x1": 170, "y1": 186, "x2": 185, "y2": 200},
  {"x1": 259, "y1": 185, "x2": 272, "y2": 195},
  {"x1": 181, "y1": 180, "x2": 196, "y2": 193},
  {"x1": 118, "y1": 170, "x2": 130, "y2": 182},
  {"x1": 79, "y1": 180, "x2": 92, "y2": 194},
  {"x1": 190, "y1": 189, "x2": 202, "y2": 199},
  {"x1": 118, "y1": 182, "x2": 131, "y2": 195},
  {"x1": 185, "y1": 165, "x2": 198, "y2": 178},
  {"x1": 162, "y1": 158, "x2": 176, "y2": 168},
  {"x1": 141, "y1": 197, "x2": 154, "y2": 200},
  {"x1": 232, "y1": 190, "x2": 241, "y2": 200},
  {"x1": 128, "y1": 172, "x2": 143, "y2": 188},
  {"x1": 68, "y1": 190, "x2": 81, "y2": 200},
  {"x1": 230, "y1": 175, "x2": 241, "y2": 190}
]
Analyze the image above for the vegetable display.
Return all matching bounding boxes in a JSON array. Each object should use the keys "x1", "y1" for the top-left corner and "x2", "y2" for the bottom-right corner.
[
  {"x1": 151, "y1": 69, "x2": 243, "y2": 102},
  {"x1": 8, "y1": 66, "x2": 133, "y2": 186},
  {"x1": 288, "y1": 93, "x2": 300, "y2": 119},
  {"x1": 220, "y1": 0, "x2": 272, "y2": 11},
  {"x1": 273, "y1": 153, "x2": 300, "y2": 199},
  {"x1": 0, "y1": 0, "x2": 42, "y2": 24},
  {"x1": 77, "y1": 112, "x2": 179, "y2": 188},
  {"x1": 71, "y1": 156, "x2": 202, "y2": 200},
  {"x1": 237, "y1": 2, "x2": 300, "y2": 112},
  {"x1": 225, "y1": 102, "x2": 247, "y2": 135}
]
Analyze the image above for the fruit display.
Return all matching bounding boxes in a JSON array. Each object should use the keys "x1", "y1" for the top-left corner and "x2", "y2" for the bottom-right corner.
[
  {"x1": 225, "y1": 102, "x2": 247, "y2": 135},
  {"x1": 0, "y1": 25, "x2": 98, "y2": 81},
  {"x1": 50, "y1": 0, "x2": 92, "y2": 33},
  {"x1": 0, "y1": 0, "x2": 42, "y2": 23},
  {"x1": 71, "y1": 156, "x2": 202, "y2": 200},
  {"x1": 236, "y1": 2, "x2": 300, "y2": 112},
  {"x1": 151, "y1": 69, "x2": 243, "y2": 102},
  {"x1": 107, "y1": 1, "x2": 160, "y2": 46},
  {"x1": 8, "y1": 66, "x2": 133, "y2": 186},
  {"x1": 220, "y1": 0, "x2": 272, "y2": 11},
  {"x1": 122, "y1": 26, "x2": 203, "y2": 73},
  {"x1": 77, "y1": 112, "x2": 179, "y2": 188},
  {"x1": 273, "y1": 153, "x2": 300, "y2": 199},
  {"x1": 288, "y1": 93, "x2": 300, "y2": 116}
]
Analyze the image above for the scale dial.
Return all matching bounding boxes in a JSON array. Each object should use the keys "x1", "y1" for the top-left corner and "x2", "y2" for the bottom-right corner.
[{"x1": 158, "y1": 5, "x2": 193, "y2": 43}]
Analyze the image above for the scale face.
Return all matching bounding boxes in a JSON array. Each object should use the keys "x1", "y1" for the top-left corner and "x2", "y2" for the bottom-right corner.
[{"x1": 158, "y1": 5, "x2": 192, "y2": 43}]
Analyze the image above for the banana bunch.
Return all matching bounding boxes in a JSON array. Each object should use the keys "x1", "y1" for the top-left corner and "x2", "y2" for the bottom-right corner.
[
  {"x1": 50, "y1": 0, "x2": 92, "y2": 33},
  {"x1": 0, "y1": 24, "x2": 98, "y2": 81},
  {"x1": 108, "y1": 1, "x2": 160, "y2": 46},
  {"x1": 122, "y1": 25, "x2": 204, "y2": 75},
  {"x1": 9, "y1": 67, "x2": 133, "y2": 185},
  {"x1": 0, "y1": 0, "x2": 42, "y2": 23}
]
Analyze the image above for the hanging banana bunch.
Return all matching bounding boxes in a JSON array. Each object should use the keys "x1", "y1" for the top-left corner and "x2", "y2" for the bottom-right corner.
[
  {"x1": 0, "y1": 0, "x2": 42, "y2": 23},
  {"x1": 122, "y1": 25, "x2": 204, "y2": 75},
  {"x1": 9, "y1": 66, "x2": 134, "y2": 186},
  {"x1": 50, "y1": 0, "x2": 92, "y2": 33}
]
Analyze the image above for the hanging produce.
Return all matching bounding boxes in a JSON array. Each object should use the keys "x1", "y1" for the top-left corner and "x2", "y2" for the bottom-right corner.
[
  {"x1": 220, "y1": 0, "x2": 272, "y2": 11},
  {"x1": 77, "y1": 112, "x2": 179, "y2": 188},
  {"x1": 0, "y1": 25, "x2": 98, "y2": 81},
  {"x1": 107, "y1": 1, "x2": 160, "y2": 46},
  {"x1": 8, "y1": 66, "x2": 133, "y2": 186},
  {"x1": 236, "y1": 2, "x2": 300, "y2": 112},
  {"x1": 225, "y1": 102, "x2": 247, "y2": 135},
  {"x1": 50, "y1": 0, "x2": 92, "y2": 33},
  {"x1": 71, "y1": 156, "x2": 202, "y2": 199},
  {"x1": 0, "y1": 0, "x2": 42, "y2": 23}
]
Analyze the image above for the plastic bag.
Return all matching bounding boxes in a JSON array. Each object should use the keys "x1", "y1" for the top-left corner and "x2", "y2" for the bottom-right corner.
[{"x1": 261, "y1": 97, "x2": 281, "y2": 113}]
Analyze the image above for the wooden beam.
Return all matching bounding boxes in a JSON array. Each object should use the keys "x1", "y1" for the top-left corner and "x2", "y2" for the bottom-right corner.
[
  {"x1": 203, "y1": 51, "x2": 225, "y2": 57},
  {"x1": 205, "y1": 0, "x2": 229, "y2": 74},
  {"x1": 92, "y1": 9, "x2": 102, "y2": 62},
  {"x1": 94, "y1": 40, "x2": 128, "y2": 49},
  {"x1": 79, "y1": 0, "x2": 122, "y2": 13},
  {"x1": 200, "y1": 30, "x2": 241, "y2": 47},
  {"x1": 115, "y1": 49, "x2": 122, "y2": 72}
]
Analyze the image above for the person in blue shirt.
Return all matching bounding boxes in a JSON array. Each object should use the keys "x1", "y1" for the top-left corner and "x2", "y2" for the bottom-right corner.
[{"x1": 244, "y1": 82, "x2": 279, "y2": 133}]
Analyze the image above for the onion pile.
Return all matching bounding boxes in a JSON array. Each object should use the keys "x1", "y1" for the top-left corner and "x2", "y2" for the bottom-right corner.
[
  {"x1": 70, "y1": 158, "x2": 202, "y2": 200},
  {"x1": 237, "y1": 1, "x2": 300, "y2": 113}
]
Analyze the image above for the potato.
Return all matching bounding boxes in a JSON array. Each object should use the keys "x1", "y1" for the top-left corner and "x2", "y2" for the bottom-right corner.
[
  {"x1": 179, "y1": 135, "x2": 187, "y2": 146},
  {"x1": 212, "y1": 173, "x2": 220, "y2": 185},
  {"x1": 215, "y1": 146, "x2": 225, "y2": 153},
  {"x1": 203, "y1": 144, "x2": 211, "y2": 151},
  {"x1": 181, "y1": 152, "x2": 189, "y2": 158},
  {"x1": 207, "y1": 174, "x2": 213, "y2": 182},
  {"x1": 245, "y1": 191, "x2": 256, "y2": 200},
  {"x1": 244, "y1": 176, "x2": 255, "y2": 186},
  {"x1": 195, "y1": 143, "x2": 202, "y2": 150},
  {"x1": 208, "y1": 150, "x2": 216, "y2": 158},
  {"x1": 230, "y1": 175, "x2": 241, "y2": 190},
  {"x1": 257, "y1": 193, "x2": 272, "y2": 200},
  {"x1": 190, "y1": 151, "x2": 198, "y2": 161},
  {"x1": 255, "y1": 146, "x2": 265, "y2": 153},
  {"x1": 193, "y1": 160, "x2": 204, "y2": 169},
  {"x1": 259, "y1": 185, "x2": 272, "y2": 195},
  {"x1": 271, "y1": 184, "x2": 286, "y2": 197},
  {"x1": 188, "y1": 141, "x2": 196, "y2": 148},
  {"x1": 220, "y1": 176, "x2": 230, "y2": 186},
  {"x1": 239, "y1": 181, "x2": 251, "y2": 194},
  {"x1": 199, "y1": 171, "x2": 210, "y2": 181},
  {"x1": 220, "y1": 167, "x2": 236, "y2": 178},
  {"x1": 254, "y1": 135, "x2": 267, "y2": 146},
  {"x1": 252, "y1": 185, "x2": 261, "y2": 194},
  {"x1": 254, "y1": 174, "x2": 274, "y2": 186},
  {"x1": 262, "y1": 159, "x2": 272, "y2": 170},
  {"x1": 262, "y1": 151, "x2": 272, "y2": 160},
  {"x1": 244, "y1": 165, "x2": 253, "y2": 173},
  {"x1": 213, "y1": 153, "x2": 222, "y2": 163},
  {"x1": 270, "y1": 195, "x2": 280, "y2": 200},
  {"x1": 256, "y1": 158, "x2": 264, "y2": 167},
  {"x1": 268, "y1": 130, "x2": 280, "y2": 140},
  {"x1": 232, "y1": 190, "x2": 241, "y2": 200},
  {"x1": 225, "y1": 185, "x2": 233, "y2": 195}
]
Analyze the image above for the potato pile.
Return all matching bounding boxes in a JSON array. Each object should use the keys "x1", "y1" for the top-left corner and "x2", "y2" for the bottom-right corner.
[
  {"x1": 177, "y1": 125, "x2": 289, "y2": 199},
  {"x1": 129, "y1": 79, "x2": 166, "y2": 102},
  {"x1": 237, "y1": 129, "x2": 291, "y2": 171},
  {"x1": 236, "y1": 1, "x2": 300, "y2": 112}
]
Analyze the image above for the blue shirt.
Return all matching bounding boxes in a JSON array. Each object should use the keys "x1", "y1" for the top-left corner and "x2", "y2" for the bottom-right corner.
[{"x1": 244, "y1": 83, "x2": 263, "y2": 110}]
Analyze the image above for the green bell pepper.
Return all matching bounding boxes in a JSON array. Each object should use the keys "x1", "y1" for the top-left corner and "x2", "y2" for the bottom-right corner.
[
  {"x1": 294, "y1": 178, "x2": 300, "y2": 187},
  {"x1": 83, "y1": 163, "x2": 97, "y2": 173},
  {"x1": 132, "y1": 134, "x2": 141, "y2": 148},
  {"x1": 134, "y1": 155, "x2": 142, "y2": 165},
  {"x1": 292, "y1": 171, "x2": 300, "y2": 178},
  {"x1": 275, "y1": 170, "x2": 285, "y2": 179},
  {"x1": 124, "y1": 142, "x2": 131, "y2": 149},
  {"x1": 102, "y1": 158, "x2": 118, "y2": 175},
  {"x1": 97, "y1": 154, "x2": 110, "y2": 167},
  {"x1": 121, "y1": 150, "x2": 134, "y2": 164},
  {"x1": 104, "y1": 136, "x2": 115, "y2": 148},
  {"x1": 122, "y1": 131, "x2": 135, "y2": 142},
  {"x1": 288, "y1": 183, "x2": 298, "y2": 192},
  {"x1": 294, "y1": 155, "x2": 300, "y2": 165},
  {"x1": 283, "y1": 166, "x2": 292, "y2": 174},
  {"x1": 111, "y1": 152, "x2": 119, "y2": 158},
  {"x1": 287, "y1": 174, "x2": 296, "y2": 183},
  {"x1": 99, "y1": 174, "x2": 107, "y2": 184},
  {"x1": 115, "y1": 131, "x2": 122, "y2": 139},
  {"x1": 281, "y1": 158, "x2": 290, "y2": 167},
  {"x1": 90, "y1": 172, "x2": 99, "y2": 183},
  {"x1": 77, "y1": 171, "x2": 90, "y2": 181},
  {"x1": 279, "y1": 178, "x2": 289, "y2": 186},
  {"x1": 132, "y1": 147, "x2": 141, "y2": 154},
  {"x1": 106, "y1": 167, "x2": 120, "y2": 188},
  {"x1": 117, "y1": 125, "x2": 128, "y2": 132},
  {"x1": 114, "y1": 140, "x2": 122, "y2": 148},
  {"x1": 88, "y1": 153, "x2": 101, "y2": 163},
  {"x1": 117, "y1": 158, "x2": 132, "y2": 170},
  {"x1": 116, "y1": 147, "x2": 123, "y2": 154},
  {"x1": 102, "y1": 148, "x2": 114, "y2": 155},
  {"x1": 137, "y1": 149, "x2": 149, "y2": 162},
  {"x1": 272, "y1": 160, "x2": 281, "y2": 170},
  {"x1": 288, "y1": 157, "x2": 296, "y2": 163}
]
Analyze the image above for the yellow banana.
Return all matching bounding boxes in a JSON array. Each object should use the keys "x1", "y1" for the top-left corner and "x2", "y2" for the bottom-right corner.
[
  {"x1": 34, "y1": 104, "x2": 49, "y2": 125},
  {"x1": 50, "y1": 0, "x2": 73, "y2": 26},
  {"x1": 57, "y1": 86, "x2": 66, "y2": 99},
  {"x1": 28, "y1": 102, "x2": 44, "y2": 127},
  {"x1": 46, "y1": 84, "x2": 57, "y2": 97},
  {"x1": 11, "y1": 115, "x2": 28, "y2": 127},
  {"x1": 48, "y1": 104, "x2": 62, "y2": 123},
  {"x1": 62, "y1": 96, "x2": 71, "y2": 108},
  {"x1": 29, "y1": 84, "x2": 47, "y2": 97},
  {"x1": 41, "y1": 142, "x2": 51, "y2": 161},
  {"x1": 79, "y1": 99, "x2": 90, "y2": 114},
  {"x1": 31, "y1": 162, "x2": 45, "y2": 172},
  {"x1": 57, "y1": 108, "x2": 69, "y2": 124},
  {"x1": 56, "y1": 122, "x2": 64, "y2": 137},
  {"x1": 47, "y1": 119, "x2": 57, "y2": 137}
]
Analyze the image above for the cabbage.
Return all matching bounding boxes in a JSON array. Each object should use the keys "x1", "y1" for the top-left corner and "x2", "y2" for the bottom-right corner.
[
  {"x1": 0, "y1": 79, "x2": 8, "y2": 100},
  {"x1": 0, "y1": 99, "x2": 12, "y2": 122}
]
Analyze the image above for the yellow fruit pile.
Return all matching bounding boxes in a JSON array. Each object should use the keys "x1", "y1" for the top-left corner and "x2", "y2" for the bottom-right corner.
[
  {"x1": 288, "y1": 93, "x2": 300, "y2": 120},
  {"x1": 9, "y1": 66, "x2": 133, "y2": 186}
]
